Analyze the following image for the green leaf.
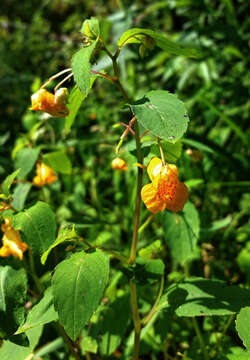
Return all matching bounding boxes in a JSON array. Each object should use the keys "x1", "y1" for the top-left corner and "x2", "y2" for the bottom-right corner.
[
  {"x1": 151, "y1": 140, "x2": 183, "y2": 163},
  {"x1": 41, "y1": 226, "x2": 78, "y2": 265},
  {"x1": 65, "y1": 86, "x2": 85, "y2": 133},
  {"x1": 163, "y1": 202, "x2": 200, "y2": 267},
  {"x1": 72, "y1": 40, "x2": 98, "y2": 96},
  {"x1": 11, "y1": 182, "x2": 32, "y2": 211},
  {"x1": 160, "y1": 277, "x2": 250, "y2": 317},
  {"x1": 131, "y1": 90, "x2": 189, "y2": 143},
  {"x1": 81, "y1": 17, "x2": 100, "y2": 39},
  {"x1": 0, "y1": 326, "x2": 42, "y2": 360},
  {"x1": 1, "y1": 169, "x2": 20, "y2": 196},
  {"x1": 12, "y1": 201, "x2": 56, "y2": 256},
  {"x1": 14, "y1": 148, "x2": 40, "y2": 179},
  {"x1": 138, "y1": 240, "x2": 162, "y2": 260},
  {"x1": 65, "y1": 81, "x2": 95, "y2": 134},
  {"x1": 124, "y1": 257, "x2": 165, "y2": 285},
  {"x1": 236, "y1": 307, "x2": 250, "y2": 351},
  {"x1": 16, "y1": 287, "x2": 58, "y2": 334},
  {"x1": 201, "y1": 215, "x2": 232, "y2": 233},
  {"x1": 99, "y1": 295, "x2": 130, "y2": 356},
  {"x1": 43, "y1": 151, "x2": 72, "y2": 174},
  {"x1": 118, "y1": 28, "x2": 201, "y2": 58},
  {"x1": 0, "y1": 266, "x2": 27, "y2": 338},
  {"x1": 52, "y1": 249, "x2": 109, "y2": 340}
]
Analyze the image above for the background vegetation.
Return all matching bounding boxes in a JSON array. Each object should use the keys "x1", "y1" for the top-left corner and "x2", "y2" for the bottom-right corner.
[{"x1": 0, "y1": 0, "x2": 249, "y2": 359}]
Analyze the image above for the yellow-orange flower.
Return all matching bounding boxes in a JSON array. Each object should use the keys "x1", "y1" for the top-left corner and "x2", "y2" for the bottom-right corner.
[
  {"x1": 33, "y1": 162, "x2": 57, "y2": 187},
  {"x1": 30, "y1": 88, "x2": 69, "y2": 118},
  {"x1": 141, "y1": 157, "x2": 188, "y2": 214},
  {"x1": 112, "y1": 157, "x2": 128, "y2": 171},
  {"x1": 0, "y1": 218, "x2": 28, "y2": 260}
]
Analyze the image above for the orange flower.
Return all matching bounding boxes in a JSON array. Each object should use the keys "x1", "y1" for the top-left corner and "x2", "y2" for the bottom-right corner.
[
  {"x1": 33, "y1": 162, "x2": 57, "y2": 187},
  {"x1": 112, "y1": 157, "x2": 128, "y2": 171},
  {"x1": 141, "y1": 157, "x2": 188, "y2": 214},
  {"x1": 30, "y1": 88, "x2": 69, "y2": 118},
  {"x1": 0, "y1": 218, "x2": 28, "y2": 260}
]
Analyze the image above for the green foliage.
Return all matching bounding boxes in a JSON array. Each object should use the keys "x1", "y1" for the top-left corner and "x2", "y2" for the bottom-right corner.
[
  {"x1": 12, "y1": 202, "x2": 56, "y2": 256},
  {"x1": 161, "y1": 278, "x2": 250, "y2": 317},
  {"x1": 14, "y1": 148, "x2": 39, "y2": 179},
  {"x1": 0, "y1": 267, "x2": 27, "y2": 339},
  {"x1": 72, "y1": 41, "x2": 98, "y2": 96},
  {"x1": 163, "y1": 202, "x2": 200, "y2": 267},
  {"x1": 0, "y1": 326, "x2": 42, "y2": 360},
  {"x1": 0, "y1": 1, "x2": 249, "y2": 358},
  {"x1": 1, "y1": 169, "x2": 20, "y2": 196},
  {"x1": 118, "y1": 28, "x2": 201, "y2": 58},
  {"x1": 43, "y1": 151, "x2": 72, "y2": 175},
  {"x1": 236, "y1": 307, "x2": 250, "y2": 352},
  {"x1": 131, "y1": 90, "x2": 189, "y2": 143},
  {"x1": 52, "y1": 250, "x2": 109, "y2": 340},
  {"x1": 16, "y1": 287, "x2": 58, "y2": 334}
]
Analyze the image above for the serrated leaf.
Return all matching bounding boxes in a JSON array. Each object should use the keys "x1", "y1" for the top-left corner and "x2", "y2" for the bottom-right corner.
[
  {"x1": 11, "y1": 182, "x2": 32, "y2": 211},
  {"x1": 52, "y1": 250, "x2": 109, "y2": 340},
  {"x1": 163, "y1": 202, "x2": 200, "y2": 267},
  {"x1": 12, "y1": 201, "x2": 56, "y2": 257},
  {"x1": 72, "y1": 40, "x2": 98, "y2": 96},
  {"x1": 236, "y1": 307, "x2": 250, "y2": 351},
  {"x1": 41, "y1": 226, "x2": 78, "y2": 265},
  {"x1": 118, "y1": 28, "x2": 201, "y2": 58},
  {"x1": 0, "y1": 266, "x2": 27, "y2": 338},
  {"x1": 43, "y1": 151, "x2": 72, "y2": 174},
  {"x1": 16, "y1": 287, "x2": 58, "y2": 334},
  {"x1": 131, "y1": 90, "x2": 189, "y2": 143},
  {"x1": 1, "y1": 169, "x2": 20, "y2": 196},
  {"x1": 14, "y1": 148, "x2": 40, "y2": 179},
  {"x1": 160, "y1": 277, "x2": 250, "y2": 317}
]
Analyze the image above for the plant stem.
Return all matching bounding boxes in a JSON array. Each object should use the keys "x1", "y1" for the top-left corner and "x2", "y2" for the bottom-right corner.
[
  {"x1": 138, "y1": 214, "x2": 154, "y2": 235},
  {"x1": 102, "y1": 41, "x2": 144, "y2": 359},
  {"x1": 28, "y1": 249, "x2": 44, "y2": 294},
  {"x1": 192, "y1": 318, "x2": 209, "y2": 360},
  {"x1": 129, "y1": 118, "x2": 143, "y2": 264},
  {"x1": 130, "y1": 279, "x2": 141, "y2": 360},
  {"x1": 57, "y1": 323, "x2": 81, "y2": 360},
  {"x1": 142, "y1": 275, "x2": 164, "y2": 326}
]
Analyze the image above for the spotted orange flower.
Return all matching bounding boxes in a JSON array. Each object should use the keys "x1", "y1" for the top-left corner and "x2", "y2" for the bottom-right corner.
[
  {"x1": 33, "y1": 162, "x2": 57, "y2": 187},
  {"x1": 0, "y1": 218, "x2": 28, "y2": 260},
  {"x1": 141, "y1": 157, "x2": 188, "y2": 214},
  {"x1": 30, "y1": 88, "x2": 69, "y2": 118},
  {"x1": 112, "y1": 157, "x2": 128, "y2": 171}
]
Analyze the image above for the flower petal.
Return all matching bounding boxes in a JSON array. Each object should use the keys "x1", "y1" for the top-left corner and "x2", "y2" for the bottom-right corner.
[
  {"x1": 165, "y1": 182, "x2": 189, "y2": 213},
  {"x1": 141, "y1": 183, "x2": 166, "y2": 214},
  {"x1": 147, "y1": 157, "x2": 163, "y2": 181}
]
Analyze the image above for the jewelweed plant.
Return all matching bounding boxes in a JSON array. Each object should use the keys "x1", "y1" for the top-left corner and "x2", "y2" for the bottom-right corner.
[{"x1": 0, "y1": 16, "x2": 250, "y2": 360}]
